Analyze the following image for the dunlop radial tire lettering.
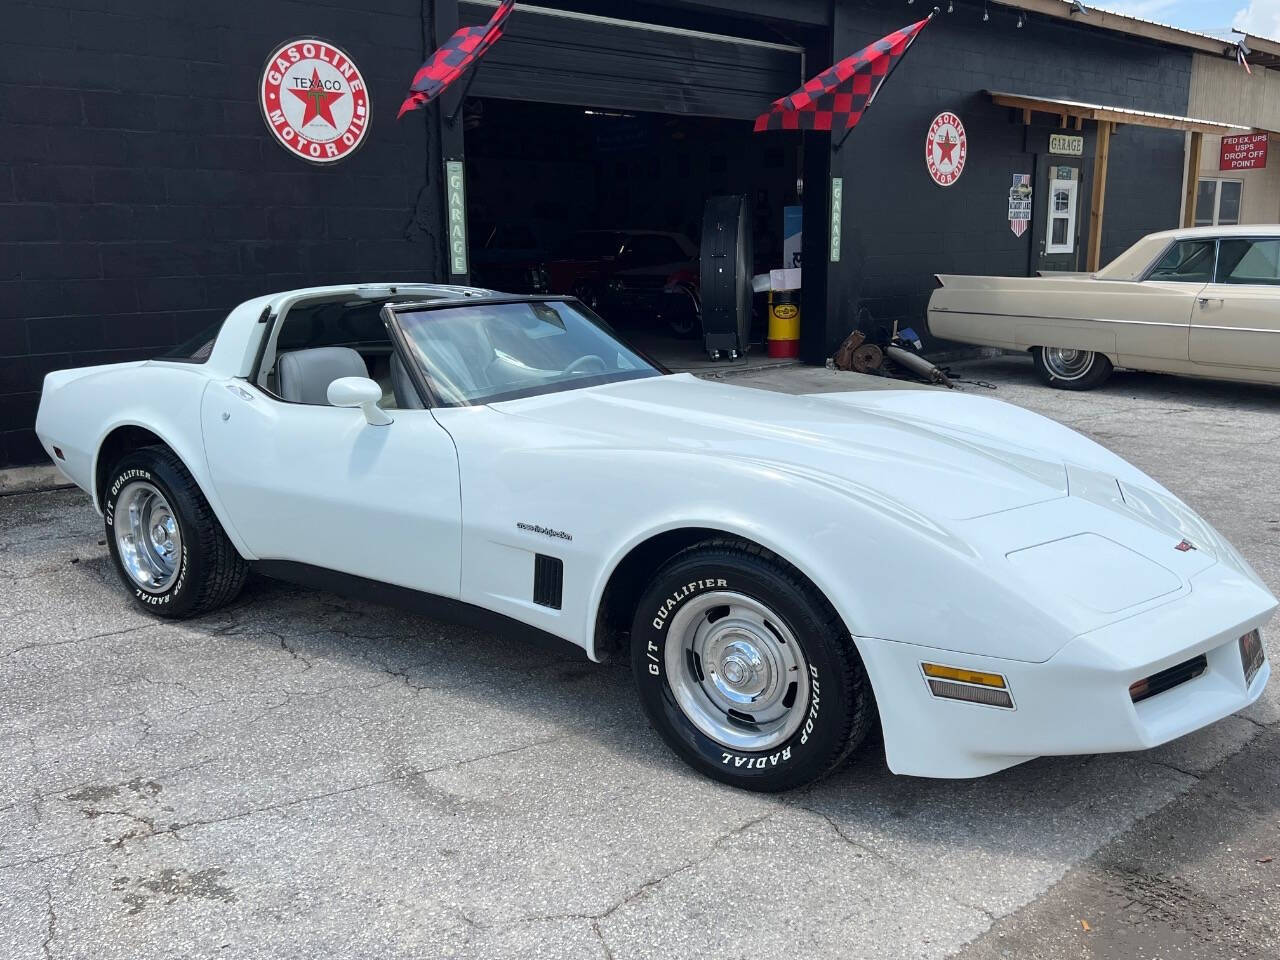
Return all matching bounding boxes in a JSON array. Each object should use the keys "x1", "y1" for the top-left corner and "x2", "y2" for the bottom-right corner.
[
  {"x1": 103, "y1": 446, "x2": 248, "y2": 619},
  {"x1": 630, "y1": 538, "x2": 875, "y2": 792}
]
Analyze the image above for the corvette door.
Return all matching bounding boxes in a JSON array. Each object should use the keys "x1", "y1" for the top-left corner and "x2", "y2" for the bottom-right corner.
[
  {"x1": 1190, "y1": 237, "x2": 1280, "y2": 371},
  {"x1": 201, "y1": 383, "x2": 461, "y2": 597}
]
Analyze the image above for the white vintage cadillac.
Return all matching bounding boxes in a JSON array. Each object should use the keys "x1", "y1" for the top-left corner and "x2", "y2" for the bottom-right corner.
[
  {"x1": 35, "y1": 284, "x2": 1274, "y2": 790},
  {"x1": 928, "y1": 224, "x2": 1280, "y2": 390}
]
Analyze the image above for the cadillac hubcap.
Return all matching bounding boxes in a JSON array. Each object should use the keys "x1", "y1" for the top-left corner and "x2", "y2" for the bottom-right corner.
[
  {"x1": 664, "y1": 591, "x2": 810, "y2": 752},
  {"x1": 1042, "y1": 347, "x2": 1095, "y2": 380},
  {"x1": 114, "y1": 482, "x2": 182, "y2": 593}
]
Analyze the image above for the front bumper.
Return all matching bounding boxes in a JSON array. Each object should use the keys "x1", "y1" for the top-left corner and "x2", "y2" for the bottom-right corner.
[{"x1": 859, "y1": 565, "x2": 1275, "y2": 778}]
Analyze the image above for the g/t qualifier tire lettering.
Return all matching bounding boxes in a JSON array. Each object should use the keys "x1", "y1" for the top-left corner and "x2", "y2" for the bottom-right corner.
[
  {"x1": 102, "y1": 446, "x2": 248, "y2": 619},
  {"x1": 630, "y1": 539, "x2": 874, "y2": 793}
]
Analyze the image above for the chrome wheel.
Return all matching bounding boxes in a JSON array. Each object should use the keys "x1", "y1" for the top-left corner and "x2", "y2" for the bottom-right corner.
[
  {"x1": 663, "y1": 591, "x2": 810, "y2": 752},
  {"x1": 1041, "y1": 347, "x2": 1096, "y2": 381},
  {"x1": 114, "y1": 481, "x2": 182, "y2": 593}
]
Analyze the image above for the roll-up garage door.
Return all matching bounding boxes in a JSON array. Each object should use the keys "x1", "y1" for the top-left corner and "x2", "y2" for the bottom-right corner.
[{"x1": 458, "y1": 0, "x2": 804, "y2": 120}]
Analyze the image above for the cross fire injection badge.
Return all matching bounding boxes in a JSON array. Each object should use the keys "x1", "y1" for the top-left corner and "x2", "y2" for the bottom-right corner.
[{"x1": 259, "y1": 38, "x2": 370, "y2": 164}]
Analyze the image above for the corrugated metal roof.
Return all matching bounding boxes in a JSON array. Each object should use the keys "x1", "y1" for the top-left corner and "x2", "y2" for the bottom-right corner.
[{"x1": 988, "y1": 91, "x2": 1253, "y2": 132}]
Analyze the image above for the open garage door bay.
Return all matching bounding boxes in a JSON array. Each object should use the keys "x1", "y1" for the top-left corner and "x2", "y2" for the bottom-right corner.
[{"x1": 459, "y1": 0, "x2": 803, "y2": 119}]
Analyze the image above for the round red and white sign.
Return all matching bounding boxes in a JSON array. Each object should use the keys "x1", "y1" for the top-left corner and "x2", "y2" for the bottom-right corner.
[
  {"x1": 260, "y1": 38, "x2": 370, "y2": 164},
  {"x1": 926, "y1": 112, "x2": 967, "y2": 187}
]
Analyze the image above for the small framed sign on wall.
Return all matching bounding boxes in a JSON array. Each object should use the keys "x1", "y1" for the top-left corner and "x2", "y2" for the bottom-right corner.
[{"x1": 1049, "y1": 133, "x2": 1083, "y2": 157}]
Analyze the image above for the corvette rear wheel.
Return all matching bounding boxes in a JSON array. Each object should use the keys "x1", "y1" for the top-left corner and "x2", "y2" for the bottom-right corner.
[
  {"x1": 1032, "y1": 346, "x2": 1113, "y2": 390},
  {"x1": 103, "y1": 446, "x2": 248, "y2": 618},
  {"x1": 631, "y1": 540, "x2": 874, "y2": 792}
]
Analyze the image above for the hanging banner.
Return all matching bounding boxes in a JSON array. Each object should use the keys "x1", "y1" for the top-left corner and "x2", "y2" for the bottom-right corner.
[
  {"x1": 830, "y1": 178, "x2": 844, "y2": 263},
  {"x1": 1008, "y1": 174, "x2": 1032, "y2": 237},
  {"x1": 445, "y1": 160, "x2": 468, "y2": 276}
]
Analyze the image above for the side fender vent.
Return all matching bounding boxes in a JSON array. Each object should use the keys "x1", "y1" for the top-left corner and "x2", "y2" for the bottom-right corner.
[{"x1": 533, "y1": 554, "x2": 563, "y2": 610}]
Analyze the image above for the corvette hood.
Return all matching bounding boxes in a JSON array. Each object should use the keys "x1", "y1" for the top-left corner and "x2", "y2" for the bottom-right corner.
[{"x1": 494, "y1": 374, "x2": 1070, "y2": 521}]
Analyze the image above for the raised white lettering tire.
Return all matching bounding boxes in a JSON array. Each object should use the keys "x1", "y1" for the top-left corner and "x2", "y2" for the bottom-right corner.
[
  {"x1": 631, "y1": 539, "x2": 874, "y2": 792},
  {"x1": 103, "y1": 446, "x2": 248, "y2": 618}
]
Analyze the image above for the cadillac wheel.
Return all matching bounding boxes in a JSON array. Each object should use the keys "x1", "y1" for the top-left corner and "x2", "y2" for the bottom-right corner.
[
  {"x1": 1031, "y1": 346, "x2": 1114, "y2": 390},
  {"x1": 103, "y1": 446, "x2": 248, "y2": 618},
  {"x1": 631, "y1": 540, "x2": 874, "y2": 792}
]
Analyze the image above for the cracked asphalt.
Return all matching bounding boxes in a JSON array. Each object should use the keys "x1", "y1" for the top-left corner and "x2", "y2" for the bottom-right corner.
[{"x1": 2, "y1": 353, "x2": 1278, "y2": 959}]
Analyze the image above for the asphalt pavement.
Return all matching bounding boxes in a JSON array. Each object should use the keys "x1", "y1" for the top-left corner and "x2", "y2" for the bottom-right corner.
[{"x1": 2, "y1": 353, "x2": 1277, "y2": 959}]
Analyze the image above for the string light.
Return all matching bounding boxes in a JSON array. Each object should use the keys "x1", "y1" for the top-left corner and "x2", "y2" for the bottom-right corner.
[
  {"x1": 983, "y1": 2, "x2": 990, "y2": 21},
  {"x1": 947, "y1": 0, "x2": 954, "y2": 11},
  {"x1": 1017, "y1": 11, "x2": 1025, "y2": 27}
]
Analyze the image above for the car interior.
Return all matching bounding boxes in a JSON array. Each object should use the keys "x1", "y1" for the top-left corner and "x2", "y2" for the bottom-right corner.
[
  {"x1": 256, "y1": 296, "x2": 433, "y2": 410},
  {"x1": 255, "y1": 295, "x2": 658, "y2": 411}
]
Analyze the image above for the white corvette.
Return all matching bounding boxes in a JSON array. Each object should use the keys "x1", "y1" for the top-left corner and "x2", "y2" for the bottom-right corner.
[{"x1": 35, "y1": 284, "x2": 1274, "y2": 790}]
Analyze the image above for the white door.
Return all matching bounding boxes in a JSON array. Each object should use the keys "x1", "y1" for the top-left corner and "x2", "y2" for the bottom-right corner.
[
  {"x1": 1191, "y1": 236, "x2": 1280, "y2": 370},
  {"x1": 201, "y1": 382, "x2": 462, "y2": 597},
  {"x1": 1044, "y1": 175, "x2": 1078, "y2": 256}
]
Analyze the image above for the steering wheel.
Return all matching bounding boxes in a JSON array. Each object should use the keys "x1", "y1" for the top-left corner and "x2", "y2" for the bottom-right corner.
[{"x1": 564, "y1": 355, "x2": 607, "y2": 377}]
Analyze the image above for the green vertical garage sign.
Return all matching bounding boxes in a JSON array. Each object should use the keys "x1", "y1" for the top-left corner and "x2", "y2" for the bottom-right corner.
[
  {"x1": 829, "y1": 177, "x2": 843, "y2": 263},
  {"x1": 446, "y1": 159, "x2": 468, "y2": 276}
]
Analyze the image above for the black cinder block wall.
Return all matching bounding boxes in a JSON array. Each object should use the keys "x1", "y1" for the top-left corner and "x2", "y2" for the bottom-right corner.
[
  {"x1": 0, "y1": 0, "x2": 444, "y2": 467},
  {"x1": 821, "y1": 0, "x2": 1193, "y2": 356}
]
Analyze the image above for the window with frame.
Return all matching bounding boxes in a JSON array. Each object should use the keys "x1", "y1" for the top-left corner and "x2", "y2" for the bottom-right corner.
[
  {"x1": 1146, "y1": 239, "x2": 1216, "y2": 283},
  {"x1": 1194, "y1": 179, "x2": 1243, "y2": 227},
  {"x1": 1216, "y1": 238, "x2": 1280, "y2": 285},
  {"x1": 1045, "y1": 175, "x2": 1078, "y2": 255}
]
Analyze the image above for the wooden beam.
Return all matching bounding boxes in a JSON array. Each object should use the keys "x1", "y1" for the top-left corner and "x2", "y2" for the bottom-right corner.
[
  {"x1": 1087, "y1": 121, "x2": 1112, "y2": 273},
  {"x1": 1183, "y1": 131, "x2": 1204, "y2": 228},
  {"x1": 989, "y1": 91, "x2": 1247, "y2": 135},
  {"x1": 1074, "y1": 115, "x2": 1083, "y2": 131},
  {"x1": 1060, "y1": 113, "x2": 1068, "y2": 128}
]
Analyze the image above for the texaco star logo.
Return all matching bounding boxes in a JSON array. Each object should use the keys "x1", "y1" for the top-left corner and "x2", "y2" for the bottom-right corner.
[
  {"x1": 260, "y1": 38, "x2": 369, "y2": 164},
  {"x1": 926, "y1": 112, "x2": 967, "y2": 187}
]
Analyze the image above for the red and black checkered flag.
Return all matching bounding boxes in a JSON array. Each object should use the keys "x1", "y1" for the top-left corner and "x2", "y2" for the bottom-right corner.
[
  {"x1": 398, "y1": 0, "x2": 516, "y2": 118},
  {"x1": 754, "y1": 16, "x2": 931, "y2": 133}
]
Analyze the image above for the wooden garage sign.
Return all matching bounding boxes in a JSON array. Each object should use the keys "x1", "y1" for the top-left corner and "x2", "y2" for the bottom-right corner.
[{"x1": 1049, "y1": 133, "x2": 1084, "y2": 157}]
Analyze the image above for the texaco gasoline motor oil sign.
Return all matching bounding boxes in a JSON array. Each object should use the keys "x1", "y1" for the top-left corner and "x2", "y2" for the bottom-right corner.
[{"x1": 260, "y1": 39, "x2": 370, "y2": 164}]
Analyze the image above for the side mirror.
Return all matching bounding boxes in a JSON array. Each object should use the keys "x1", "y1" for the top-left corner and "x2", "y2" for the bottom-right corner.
[{"x1": 327, "y1": 377, "x2": 393, "y2": 426}]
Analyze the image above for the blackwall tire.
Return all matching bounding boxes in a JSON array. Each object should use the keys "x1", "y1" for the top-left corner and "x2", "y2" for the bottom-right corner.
[
  {"x1": 103, "y1": 446, "x2": 248, "y2": 618},
  {"x1": 1031, "y1": 346, "x2": 1113, "y2": 390},
  {"x1": 631, "y1": 539, "x2": 874, "y2": 792}
]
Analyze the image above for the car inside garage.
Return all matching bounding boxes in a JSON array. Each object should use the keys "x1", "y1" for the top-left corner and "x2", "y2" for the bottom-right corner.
[{"x1": 456, "y1": 0, "x2": 808, "y2": 365}]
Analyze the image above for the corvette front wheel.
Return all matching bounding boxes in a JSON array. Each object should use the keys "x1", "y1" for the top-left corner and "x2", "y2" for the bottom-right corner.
[
  {"x1": 631, "y1": 540, "x2": 874, "y2": 792},
  {"x1": 103, "y1": 446, "x2": 248, "y2": 618}
]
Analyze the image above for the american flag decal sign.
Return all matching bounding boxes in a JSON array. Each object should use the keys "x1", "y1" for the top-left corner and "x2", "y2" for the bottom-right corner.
[
  {"x1": 398, "y1": 0, "x2": 516, "y2": 119},
  {"x1": 753, "y1": 17, "x2": 932, "y2": 133},
  {"x1": 1008, "y1": 174, "x2": 1032, "y2": 238}
]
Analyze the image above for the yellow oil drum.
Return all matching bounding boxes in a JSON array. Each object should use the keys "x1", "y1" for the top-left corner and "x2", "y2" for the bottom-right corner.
[{"x1": 767, "y1": 291, "x2": 800, "y2": 358}]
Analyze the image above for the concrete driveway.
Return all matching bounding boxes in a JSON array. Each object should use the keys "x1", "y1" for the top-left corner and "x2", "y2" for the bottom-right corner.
[{"x1": 2, "y1": 354, "x2": 1277, "y2": 959}]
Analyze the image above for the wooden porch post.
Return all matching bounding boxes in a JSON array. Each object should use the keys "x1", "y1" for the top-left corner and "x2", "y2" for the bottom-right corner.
[
  {"x1": 1087, "y1": 120, "x2": 1112, "y2": 272},
  {"x1": 1182, "y1": 131, "x2": 1204, "y2": 227}
]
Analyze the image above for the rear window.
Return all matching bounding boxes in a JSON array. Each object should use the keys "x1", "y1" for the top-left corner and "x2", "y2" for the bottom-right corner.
[
  {"x1": 158, "y1": 320, "x2": 224, "y2": 363},
  {"x1": 1095, "y1": 235, "x2": 1172, "y2": 281}
]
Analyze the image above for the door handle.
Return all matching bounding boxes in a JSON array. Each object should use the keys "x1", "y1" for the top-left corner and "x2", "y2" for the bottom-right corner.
[{"x1": 1197, "y1": 297, "x2": 1224, "y2": 307}]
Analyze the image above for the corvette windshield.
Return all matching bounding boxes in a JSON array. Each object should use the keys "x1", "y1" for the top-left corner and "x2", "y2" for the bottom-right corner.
[{"x1": 395, "y1": 300, "x2": 662, "y2": 406}]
